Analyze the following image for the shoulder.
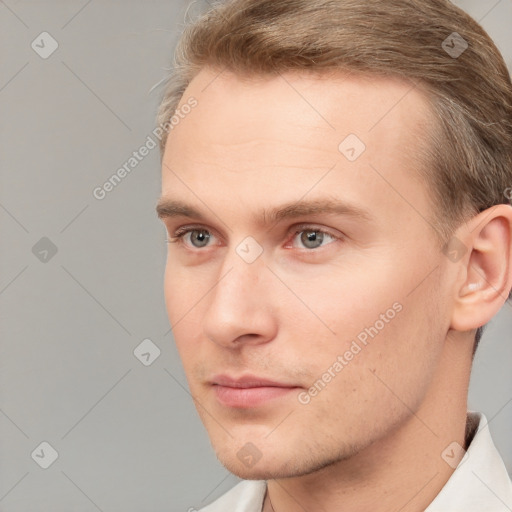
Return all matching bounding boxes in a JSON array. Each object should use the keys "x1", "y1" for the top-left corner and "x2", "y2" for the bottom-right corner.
[{"x1": 197, "y1": 480, "x2": 267, "y2": 512}]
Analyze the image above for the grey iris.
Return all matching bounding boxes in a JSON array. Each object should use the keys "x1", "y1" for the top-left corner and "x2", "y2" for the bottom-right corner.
[
  {"x1": 191, "y1": 230, "x2": 210, "y2": 248},
  {"x1": 301, "y1": 230, "x2": 324, "y2": 249}
]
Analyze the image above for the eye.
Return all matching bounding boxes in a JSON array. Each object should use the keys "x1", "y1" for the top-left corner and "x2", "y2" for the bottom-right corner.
[
  {"x1": 291, "y1": 228, "x2": 338, "y2": 250},
  {"x1": 167, "y1": 225, "x2": 340, "y2": 251},
  {"x1": 167, "y1": 227, "x2": 216, "y2": 249}
]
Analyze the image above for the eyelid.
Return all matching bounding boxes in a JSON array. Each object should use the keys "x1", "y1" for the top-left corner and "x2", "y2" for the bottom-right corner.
[
  {"x1": 172, "y1": 224, "x2": 216, "y2": 238},
  {"x1": 167, "y1": 224, "x2": 222, "y2": 247},
  {"x1": 285, "y1": 223, "x2": 342, "y2": 248},
  {"x1": 288, "y1": 223, "x2": 343, "y2": 239}
]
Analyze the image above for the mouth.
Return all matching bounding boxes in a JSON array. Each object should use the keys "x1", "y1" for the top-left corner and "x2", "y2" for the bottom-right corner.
[{"x1": 210, "y1": 374, "x2": 301, "y2": 408}]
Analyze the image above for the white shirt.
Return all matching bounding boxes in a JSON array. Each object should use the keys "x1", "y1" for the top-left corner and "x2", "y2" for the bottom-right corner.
[{"x1": 198, "y1": 412, "x2": 512, "y2": 511}]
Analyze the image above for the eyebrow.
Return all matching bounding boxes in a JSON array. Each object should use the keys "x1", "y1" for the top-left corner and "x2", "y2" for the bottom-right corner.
[{"x1": 156, "y1": 197, "x2": 374, "y2": 226}]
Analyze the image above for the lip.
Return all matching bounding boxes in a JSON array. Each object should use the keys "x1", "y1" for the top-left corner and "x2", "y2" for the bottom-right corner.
[
  {"x1": 210, "y1": 374, "x2": 300, "y2": 408},
  {"x1": 210, "y1": 374, "x2": 296, "y2": 388}
]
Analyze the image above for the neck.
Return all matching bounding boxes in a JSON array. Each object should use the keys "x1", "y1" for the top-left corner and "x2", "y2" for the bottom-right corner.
[{"x1": 264, "y1": 335, "x2": 472, "y2": 512}]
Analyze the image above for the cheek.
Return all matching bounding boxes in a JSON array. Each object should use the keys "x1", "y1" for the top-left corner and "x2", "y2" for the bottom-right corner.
[
  {"x1": 293, "y1": 306, "x2": 435, "y2": 442},
  {"x1": 287, "y1": 265, "x2": 441, "y2": 400},
  {"x1": 164, "y1": 272, "x2": 185, "y2": 328},
  {"x1": 163, "y1": 260, "x2": 201, "y2": 324},
  {"x1": 283, "y1": 262, "x2": 399, "y2": 343},
  {"x1": 163, "y1": 264, "x2": 180, "y2": 323},
  {"x1": 163, "y1": 264, "x2": 201, "y2": 363}
]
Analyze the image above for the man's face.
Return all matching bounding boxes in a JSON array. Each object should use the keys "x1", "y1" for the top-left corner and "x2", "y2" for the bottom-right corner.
[{"x1": 159, "y1": 68, "x2": 454, "y2": 479}]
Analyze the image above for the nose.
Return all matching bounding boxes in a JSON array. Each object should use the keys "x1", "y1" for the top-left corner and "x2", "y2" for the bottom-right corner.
[{"x1": 202, "y1": 250, "x2": 278, "y2": 348}]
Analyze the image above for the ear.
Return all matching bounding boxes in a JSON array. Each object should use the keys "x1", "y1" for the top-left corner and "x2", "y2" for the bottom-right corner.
[{"x1": 449, "y1": 204, "x2": 512, "y2": 333}]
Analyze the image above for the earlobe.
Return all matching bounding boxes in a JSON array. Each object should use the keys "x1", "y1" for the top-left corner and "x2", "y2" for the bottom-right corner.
[{"x1": 449, "y1": 205, "x2": 512, "y2": 333}]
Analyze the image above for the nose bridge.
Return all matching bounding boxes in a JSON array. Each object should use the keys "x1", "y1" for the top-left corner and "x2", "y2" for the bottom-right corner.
[
  {"x1": 216, "y1": 235, "x2": 267, "y2": 298},
  {"x1": 202, "y1": 242, "x2": 275, "y2": 346},
  {"x1": 212, "y1": 244, "x2": 266, "y2": 313}
]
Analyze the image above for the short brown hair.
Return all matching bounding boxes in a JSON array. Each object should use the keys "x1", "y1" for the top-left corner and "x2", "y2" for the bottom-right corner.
[{"x1": 156, "y1": 0, "x2": 512, "y2": 344}]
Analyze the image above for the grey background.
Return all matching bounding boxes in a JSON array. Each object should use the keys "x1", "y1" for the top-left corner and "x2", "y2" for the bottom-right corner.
[{"x1": 0, "y1": 0, "x2": 510, "y2": 510}]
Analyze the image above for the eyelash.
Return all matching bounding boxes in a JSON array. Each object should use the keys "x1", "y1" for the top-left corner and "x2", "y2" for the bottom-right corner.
[
  {"x1": 166, "y1": 224, "x2": 341, "y2": 249},
  {"x1": 166, "y1": 225, "x2": 211, "y2": 245}
]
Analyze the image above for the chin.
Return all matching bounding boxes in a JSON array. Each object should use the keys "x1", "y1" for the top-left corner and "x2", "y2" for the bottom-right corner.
[
  {"x1": 218, "y1": 458, "x2": 298, "y2": 480},
  {"x1": 214, "y1": 446, "x2": 339, "y2": 481}
]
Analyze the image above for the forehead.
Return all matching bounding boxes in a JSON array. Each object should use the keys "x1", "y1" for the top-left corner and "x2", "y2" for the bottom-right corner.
[
  {"x1": 161, "y1": 68, "x2": 435, "y2": 234},
  {"x1": 165, "y1": 67, "x2": 432, "y2": 167}
]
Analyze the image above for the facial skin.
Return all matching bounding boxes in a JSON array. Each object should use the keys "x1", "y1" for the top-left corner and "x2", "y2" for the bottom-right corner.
[{"x1": 157, "y1": 69, "x2": 512, "y2": 511}]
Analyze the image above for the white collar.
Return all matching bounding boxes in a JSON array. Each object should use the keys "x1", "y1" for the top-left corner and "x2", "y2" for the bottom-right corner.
[{"x1": 426, "y1": 411, "x2": 512, "y2": 511}]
